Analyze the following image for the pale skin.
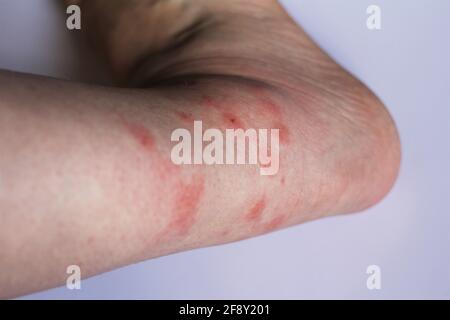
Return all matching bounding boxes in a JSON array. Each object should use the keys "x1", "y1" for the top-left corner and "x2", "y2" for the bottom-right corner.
[{"x1": 0, "y1": 0, "x2": 401, "y2": 298}]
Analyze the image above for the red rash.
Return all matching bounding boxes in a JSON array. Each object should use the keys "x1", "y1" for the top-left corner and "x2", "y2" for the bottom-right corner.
[
  {"x1": 262, "y1": 214, "x2": 286, "y2": 233},
  {"x1": 261, "y1": 98, "x2": 282, "y2": 118},
  {"x1": 176, "y1": 111, "x2": 194, "y2": 124},
  {"x1": 121, "y1": 116, "x2": 179, "y2": 179},
  {"x1": 202, "y1": 95, "x2": 222, "y2": 110},
  {"x1": 122, "y1": 121, "x2": 156, "y2": 152},
  {"x1": 222, "y1": 111, "x2": 245, "y2": 129},
  {"x1": 202, "y1": 94, "x2": 290, "y2": 144},
  {"x1": 253, "y1": 89, "x2": 291, "y2": 145},
  {"x1": 244, "y1": 197, "x2": 287, "y2": 233},
  {"x1": 245, "y1": 197, "x2": 266, "y2": 222},
  {"x1": 168, "y1": 176, "x2": 205, "y2": 236},
  {"x1": 262, "y1": 98, "x2": 290, "y2": 145},
  {"x1": 274, "y1": 121, "x2": 290, "y2": 144}
]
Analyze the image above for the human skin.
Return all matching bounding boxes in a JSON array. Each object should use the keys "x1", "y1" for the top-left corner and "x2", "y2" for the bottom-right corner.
[{"x1": 0, "y1": 0, "x2": 400, "y2": 298}]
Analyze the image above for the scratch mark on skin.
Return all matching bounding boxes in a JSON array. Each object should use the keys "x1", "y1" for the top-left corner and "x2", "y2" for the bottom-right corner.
[
  {"x1": 169, "y1": 175, "x2": 205, "y2": 236},
  {"x1": 245, "y1": 196, "x2": 266, "y2": 222},
  {"x1": 262, "y1": 214, "x2": 286, "y2": 233},
  {"x1": 245, "y1": 195, "x2": 286, "y2": 234},
  {"x1": 157, "y1": 155, "x2": 181, "y2": 179},
  {"x1": 123, "y1": 121, "x2": 156, "y2": 151}
]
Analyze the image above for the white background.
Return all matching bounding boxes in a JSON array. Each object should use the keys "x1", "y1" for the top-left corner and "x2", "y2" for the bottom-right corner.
[{"x1": 0, "y1": 0, "x2": 449, "y2": 299}]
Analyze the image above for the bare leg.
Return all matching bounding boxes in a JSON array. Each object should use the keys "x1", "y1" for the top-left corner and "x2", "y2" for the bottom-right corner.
[{"x1": 0, "y1": 0, "x2": 400, "y2": 298}]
